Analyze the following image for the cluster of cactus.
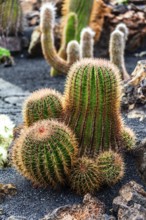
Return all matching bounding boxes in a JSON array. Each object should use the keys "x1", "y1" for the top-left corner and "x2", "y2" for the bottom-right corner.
[
  {"x1": 109, "y1": 23, "x2": 130, "y2": 81},
  {"x1": 0, "y1": 0, "x2": 22, "y2": 36},
  {"x1": 11, "y1": 58, "x2": 135, "y2": 194},
  {"x1": 40, "y1": 3, "x2": 95, "y2": 76}
]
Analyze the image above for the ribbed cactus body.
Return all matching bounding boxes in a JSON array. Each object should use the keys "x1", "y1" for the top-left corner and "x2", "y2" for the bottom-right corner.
[
  {"x1": 0, "y1": 0, "x2": 22, "y2": 35},
  {"x1": 62, "y1": 0, "x2": 94, "y2": 41},
  {"x1": 63, "y1": 59, "x2": 123, "y2": 156},
  {"x1": 12, "y1": 120, "x2": 78, "y2": 187},
  {"x1": 23, "y1": 89, "x2": 63, "y2": 127}
]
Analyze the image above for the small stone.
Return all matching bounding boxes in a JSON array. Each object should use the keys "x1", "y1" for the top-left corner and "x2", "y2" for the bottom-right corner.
[{"x1": 6, "y1": 216, "x2": 27, "y2": 220}]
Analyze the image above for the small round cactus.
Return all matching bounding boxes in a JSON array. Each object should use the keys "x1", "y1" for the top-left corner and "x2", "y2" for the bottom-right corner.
[
  {"x1": 23, "y1": 89, "x2": 63, "y2": 127},
  {"x1": 69, "y1": 157, "x2": 101, "y2": 194},
  {"x1": 120, "y1": 127, "x2": 136, "y2": 150},
  {"x1": 12, "y1": 120, "x2": 78, "y2": 188},
  {"x1": 96, "y1": 151, "x2": 124, "y2": 186}
]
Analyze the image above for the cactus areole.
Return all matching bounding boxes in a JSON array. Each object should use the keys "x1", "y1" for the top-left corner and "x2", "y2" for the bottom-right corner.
[{"x1": 63, "y1": 59, "x2": 124, "y2": 157}]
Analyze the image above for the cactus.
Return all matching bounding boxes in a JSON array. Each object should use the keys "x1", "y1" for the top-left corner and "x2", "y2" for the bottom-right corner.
[
  {"x1": 96, "y1": 151, "x2": 124, "y2": 185},
  {"x1": 23, "y1": 89, "x2": 63, "y2": 127},
  {"x1": 40, "y1": 3, "x2": 70, "y2": 75},
  {"x1": 120, "y1": 127, "x2": 135, "y2": 150},
  {"x1": 50, "y1": 12, "x2": 78, "y2": 77},
  {"x1": 11, "y1": 58, "x2": 136, "y2": 194},
  {"x1": 69, "y1": 157, "x2": 101, "y2": 194},
  {"x1": 0, "y1": 0, "x2": 22, "y2": 36},
  {"x1": 40, "y1": 3, "x2": 95, "y2": 76},
  {"x1": 58, "y1": 12, "x2": 78, "y2": 60},
  {"x1": 109, "y1": 29, "x2": 130, "y2": 81},
  {"x1": 63, "y1": 58, "x2": 134, "y2": 156},
  {"x1": 116, "y1": 23, "x2": 129, "y2": 42},
  {"x1": 80, "y1": 27, "x2": 95, "y2": 58},
  {"x1": 66, "y1": 40, "x2": 81, "y2": 64},
  {"x1": 12, "y1": 120, "x2": 78, "y2": 188},
  {"x1": 62, "y1": 0, "x2": 94, "y2": 41}
]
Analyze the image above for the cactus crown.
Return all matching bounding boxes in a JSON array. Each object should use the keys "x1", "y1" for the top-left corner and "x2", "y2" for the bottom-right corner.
[{"x1": 63, "y1": 58, "x2": 123, "y2": 156}]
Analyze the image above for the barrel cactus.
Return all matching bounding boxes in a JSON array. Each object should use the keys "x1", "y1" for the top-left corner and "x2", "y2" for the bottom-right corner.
[
  {"x1": 23, "y1": 89, "x2": 63, "y2": 127},
  {"x1": 12, "y1": 120, "x2": 78, "y2": 188},
  {"x1": 12, "y1": 58, "x2": 135, "y2": 194},
  {"x1": 69, "y1": 157, "x2": 101, "y2": 194},
  {"x1": 96, "y1": 151, "x2": 125, "y2": 185}
]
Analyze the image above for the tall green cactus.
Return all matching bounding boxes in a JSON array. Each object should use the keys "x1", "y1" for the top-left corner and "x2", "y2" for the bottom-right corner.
[
  {"x1": 12, "y1": 120, "x2": 78, "y2": 188},
  {"x1": 0, "y1": 0, "x2": 22, "y2": 35},
  {"x1": 63, "y1": 59, "x2": 125, "y2": 156},
  {"x1": 62, "y1": 0, "x2": 94, "y2": 41},
  {"x1": 23, "y1": 89, "x2": 63, "y2": 127}
]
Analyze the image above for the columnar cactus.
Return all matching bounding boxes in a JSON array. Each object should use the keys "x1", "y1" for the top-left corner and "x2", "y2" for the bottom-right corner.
[
  {"x1": 0, "y1": 0, "x2": 22, "y2": 35},
  {"x1": 40, "y1": 3, "x2": 70, "y2": 74},
  {"x1": 62, "y1": 0, "x2": 94, "y2": 41},
  {"x1": 12, "y1": 120, "x2": 78, "y2": 187},
  {"x1": 109, "y1": 29, "x2": 130, "y2": 81},
  {"x1": 66, "y1": 40, "x2": 81, "y2": 64},
  {"x1": 116, "y1": 23, "x2": 129, "y2": 42},
  {"x1": 80, "y1": 27, "x2": 95, "y2": 58},
  {"x1": 23, "y1": 89, "x2": 63, "y2": 127},
  {"x1": 58, "y1": 12, "x2": 78, "y2": 60},
  {"x1": 40, "y1": 3, "x2": 95, "y2": 76},
  {"x1": 63, "y1": 59, "x2": 127, "y2": 157}
]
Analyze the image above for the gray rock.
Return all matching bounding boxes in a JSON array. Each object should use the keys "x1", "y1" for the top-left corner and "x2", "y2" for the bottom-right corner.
[
  {"x1": 133, "y1": 138, "x2": 146, "y2": 184},
  {"x1": 113, "y1": 181, "x2": 146, "y2": 220}
]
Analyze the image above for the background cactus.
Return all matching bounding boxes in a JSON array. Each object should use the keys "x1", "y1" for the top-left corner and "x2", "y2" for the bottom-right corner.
[
  {"x1": 40, "y1": 3, "x2": 95, "y2": 76},
  {"x1": 96, "y1": 151, "x2": 125, "y2": 185},
  {"x1": 62, "y1": 0, "x2": 94, "y2": 41},
  {"x1": 12, "y1": 120, "x2": 78, "y2": 188},
  {"x1": 116, "y1": 23, "x2": 129, "y2": 42},
  {"x1": 80, "y1": 27, "x2": 95, "y2": 58},
  {"x1": 40, "y1": 3, "x2": 70, "y2": 75},
  {"x1": 63, "y1": 58, "x2": 129, "y2": 157},
  {"x1": 0, "y1": 0, "x2": 23, "y2": 36},
  {"x1": 69, "y1": 157, "x2": 101, "y2": 194},
  {"x1": 66, "y1": 40, "x2": 81, "y2": 64},
  {"x1": 109, "y1": 29, "x2": 130, "y2": 81},
  {"x1": 23, "y1": 89, "x2": 63, "y2": 127}
]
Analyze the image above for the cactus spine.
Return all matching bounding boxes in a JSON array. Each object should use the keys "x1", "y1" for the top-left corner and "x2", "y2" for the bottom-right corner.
[
  {"x1": 109, "y1": 29, "x2": 130, "y2": 81},
  {"x1": 69, "y1": 157, "x2": 101, "y2": 194},
  {"x1": 12, "y1": 120, "x2": 78, "y2": 187},
  {"x1": 80, "y1": 27, "x2": 95, "y2": 58},
  {"x1": 23, "y1": 89, "x2": 63, "y2": 127},
  {"x1": 63, "y1": 59, "x2": 128, "y2": 156}
]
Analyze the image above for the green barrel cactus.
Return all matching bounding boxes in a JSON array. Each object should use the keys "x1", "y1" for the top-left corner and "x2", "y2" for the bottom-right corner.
[
  {"x1": 12, "y1": 120, "x2": 78, "y2": 188},
  {"x1": 23, "y1": 89, "x2": 63, "y2": 127},
  {"x1": 96, "y1": 151, "x2": 125, "y2": 185},
  {"x1": 11, "y1": 58, "x2": 135, "y2": 194},
  {"x1": 69, "y1": 157, "x2": 101, "y2": 194}
]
